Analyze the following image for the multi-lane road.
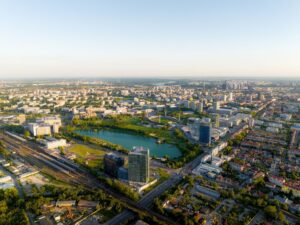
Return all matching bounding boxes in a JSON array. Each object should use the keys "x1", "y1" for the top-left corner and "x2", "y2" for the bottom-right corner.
[
  {"x1": 1, "y1": 118, "x2": 252, "y2": 225},
  {"x1": 104, "y1": 148, "x2": 209, "y2": 225},
  {"x1": 105, "y1": 116, "x2": 253, "y2": 225},
  {"x1": 104, "y1": 173, "x2": 182, "y2": 225}
]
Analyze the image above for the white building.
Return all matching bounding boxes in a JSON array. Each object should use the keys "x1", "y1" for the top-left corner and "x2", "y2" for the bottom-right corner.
[
  {"x1": 39, "y1": 137, "x2": 67, "y2": 149},
  {"x1": 28, "y1": 116, "x2": 62, "y2": 136},
  {"x1": 28, "y1": 123, "x2": 51, "y2": 136}
]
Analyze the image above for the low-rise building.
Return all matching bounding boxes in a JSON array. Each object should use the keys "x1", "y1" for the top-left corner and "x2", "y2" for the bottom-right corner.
[
  {"x1": 56, "y1": 200, "x2": 76, "y2": 207},
  {"x1": 39, "y1": 137, "x2": 67, "y2": 149},
  {"x1": 195, "y1": 185, "x2": 220, "y2": 199},
  {"x1": 268, "y1": 175, "x2": 286, "y2": 187},
  {"x1": 28, "y1": 123, "x2": 51, "y2": 136}
]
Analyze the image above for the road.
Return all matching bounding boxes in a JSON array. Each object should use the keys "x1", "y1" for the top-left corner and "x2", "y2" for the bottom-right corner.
[
  {"x1": 105, "y1": 114, "x2": 253, "y2": 225},
  {"x1": 104, "y1": 174, "x2": 182, "y2": 225},
  {"x1": 0, "y1": 133, "x2": 178, "y2": 225},
  {"x1": 2, "y1": 117, "x2": 251, "y2": 225},
  {"x1": 104, "y1": 147, "x2": 208, "y2": 225}
]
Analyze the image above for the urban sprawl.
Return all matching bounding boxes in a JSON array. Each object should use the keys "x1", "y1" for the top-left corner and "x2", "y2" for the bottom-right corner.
[{"x1": 0, "y1": 79, "x2": 299, "y2": 225}]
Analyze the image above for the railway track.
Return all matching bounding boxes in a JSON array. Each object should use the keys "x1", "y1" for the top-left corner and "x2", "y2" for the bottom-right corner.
[{"x1": 0, "y1": 133, "x2": 178, "y2": 225}]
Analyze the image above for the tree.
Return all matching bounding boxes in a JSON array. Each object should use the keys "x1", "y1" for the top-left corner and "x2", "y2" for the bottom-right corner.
[
  {"x1": 264, "y1": 205, "x2": 277, "y2": 219},
  {"x1": 24, "y1": 130, "x2": 30, "y2": 138},
  {"x1": 257, "y1": 198, "x2": 266, "y2": 207},
  {"x1": 278, "y1": 211, "x2": 286, "y2": 223}
]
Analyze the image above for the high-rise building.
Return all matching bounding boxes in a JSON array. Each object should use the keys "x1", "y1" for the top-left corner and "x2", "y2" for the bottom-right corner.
[
  {"x1": 258, "y1": 92, "x2": 265, "y2": 101},
  {"x1": 128, "y1": 147, "x2": 150, "y2": 183},
  {"x1": 198, "y1": 101, "x2": 204, "y2": 113},
  {"x1": 228, "y1": 92, "x2": 233, "y2": 101},
  {"x1": 214, "y1": 114, "x2": 220, "y2": 128},
  {"x1": 213, "y1": 101, "x2": 220, "y2": 112},
  {"x1": 249, "y1": 95, "x2": 253, "y2": 102},
  {"x1": 103, "y1": 153, "x2": 125, "y2": 178},
  {"x1": 118, "y1": 167, "x2": 128, "y2": 180},
  {"x1": 249, "y1": 118, "x2": 255, "y2": 128},
  {"x1": 199, "y1": 122, "x2": 212, "y2": 146},
  {"x1": 188, "y1": 118, "x2": 201, "y2": 140}
]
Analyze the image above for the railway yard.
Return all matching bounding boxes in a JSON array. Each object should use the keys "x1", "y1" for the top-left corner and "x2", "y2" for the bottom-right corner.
[{"x1": 0, "y1": 132, "x2": 179, "y2": 225}]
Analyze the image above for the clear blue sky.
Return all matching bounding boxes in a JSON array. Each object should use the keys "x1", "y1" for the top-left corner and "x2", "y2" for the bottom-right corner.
[{"x1": 0, "y1": 0, "x2": 299, "y2": 79}]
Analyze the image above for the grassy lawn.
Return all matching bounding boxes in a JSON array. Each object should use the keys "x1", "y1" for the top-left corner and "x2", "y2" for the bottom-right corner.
[
  {"x1": 67, "y1": 144, "x2": 106, "y2": 169},
  {"x1": 151, "y1": 117, "x2": 174, "y2": 125}
]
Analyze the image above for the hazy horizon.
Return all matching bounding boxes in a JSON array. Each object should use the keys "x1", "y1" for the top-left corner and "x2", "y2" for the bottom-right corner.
[
  {"x1": 1, "y1": 75, "x2": 300, "y2": 82},
  {"x1": 1, "y1": 0, "x2": 300, "y2": 79}
]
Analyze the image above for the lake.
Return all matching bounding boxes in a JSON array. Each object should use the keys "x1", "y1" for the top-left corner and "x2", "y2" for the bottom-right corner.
[{"x1": 76, "y1": 129, "x2": 182, "y2": 159}]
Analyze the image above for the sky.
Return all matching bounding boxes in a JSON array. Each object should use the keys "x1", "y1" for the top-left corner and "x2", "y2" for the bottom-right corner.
[{"x1": 0, "y1": 0, "x2": 300, "y2": 79}]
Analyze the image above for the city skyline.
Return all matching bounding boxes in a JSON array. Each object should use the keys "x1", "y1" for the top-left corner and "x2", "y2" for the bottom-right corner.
[
  {"x1": 1, "y1": 0, "x2": 300, "y2": 79},
  {"x1": 0, "y1": 78, "x2": 299, "y2": 224}
]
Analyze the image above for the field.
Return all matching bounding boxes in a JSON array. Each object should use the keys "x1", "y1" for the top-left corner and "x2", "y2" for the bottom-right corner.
[{"x1": 67, "y1": 144, "x2": 106, "y2": 169}]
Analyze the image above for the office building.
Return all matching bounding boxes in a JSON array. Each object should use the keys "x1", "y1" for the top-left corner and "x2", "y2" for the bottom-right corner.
[
  {"x1": 118, "y1": 167, "x2": 128, "y2": 180},
  {"x1": 199, "y1": 122, "x2": 212, "y2": 145},
  {"x1": 103, "y1": 153, "x2": 125, "y2": 178},
  {"x1": 188, "y1": 118, "x2": 201, "y2": 140},
  {"x1": 128, "y1": 147, "x2": 150, "y2": 183}
]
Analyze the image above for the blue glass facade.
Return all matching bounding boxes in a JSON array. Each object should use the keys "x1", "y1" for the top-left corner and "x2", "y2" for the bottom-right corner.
[{"x1": 199, "y1": 122, "x2": 212, "y2": 145}]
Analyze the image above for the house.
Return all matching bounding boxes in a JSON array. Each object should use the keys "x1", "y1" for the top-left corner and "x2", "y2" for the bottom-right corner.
[
  {"x1": 56, "y1": 200, "x2": 76, "y2": 207},
  {"x1": 283, "y1": 181, "x2": 300, "y2": 197},
  {"x1": 274, "y1": 195, "x2": 292, "y2": 205},
  {"x1": 268, "y1": 175, "x2": 285, "y2": 187},
  {"x1": 77, "y1": 200, "x2": 99, "y2": 208},
  {"x1": 229, "y1": 162, "x2": 245, "y2": 172}
]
